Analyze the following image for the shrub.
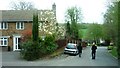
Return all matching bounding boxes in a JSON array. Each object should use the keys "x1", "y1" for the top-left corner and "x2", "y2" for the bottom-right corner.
[
  {"x1": 20, "y1": 41, "x2": 41, "y2": 61},
  {"x1": 107, "y1": 46, "x2": 113, "y2": 50},
  {"x1": 110, "y1": 47, "x2": 118, "y2": 58},
  {"x1": 20, "y1": 13, "x2": 41, "y2": 61},
  {"x1": 21, "y1": 29, "x2": 32, "y2": 42},
  {"x1": 40, "y1": 35, "x2": 58, "y2": 55}
]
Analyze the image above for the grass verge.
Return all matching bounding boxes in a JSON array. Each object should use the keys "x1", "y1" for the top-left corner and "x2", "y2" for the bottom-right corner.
[
  {"x1": 109, "y1": 47, "x2": 118, "y2": 58},
  {"x1": 50, "y1": 46, "x2": 65, "y2": 58},
  {"x1": 42, "y1": 46, "x2": 65, "y2": 59}
]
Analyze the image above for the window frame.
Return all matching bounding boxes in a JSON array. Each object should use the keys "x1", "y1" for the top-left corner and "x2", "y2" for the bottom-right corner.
[
  {"x1": 0, "y1": 22, "x2": 8, "y2": 30},
  {"x1": 16, "y1": 22, "x2": 24, "y2": 30},
  {"x1": 0, "y1": 37, "x2": 8, "y2": 46}
]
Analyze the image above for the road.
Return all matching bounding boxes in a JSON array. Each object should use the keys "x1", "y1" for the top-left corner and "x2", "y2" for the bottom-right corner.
[{"x1": 2, "y1": 46, "x2": 118, "y2": 66}]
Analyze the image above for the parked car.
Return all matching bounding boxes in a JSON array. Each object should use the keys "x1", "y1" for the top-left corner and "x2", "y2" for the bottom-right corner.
[{"x1": 64, "y1": 43, "x2": 79, "y2": 55}]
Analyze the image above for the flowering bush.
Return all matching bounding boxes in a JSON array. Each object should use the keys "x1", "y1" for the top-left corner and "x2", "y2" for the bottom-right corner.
[{"x1": 21, "y1": 29, "x2": 32, "y2": 42}]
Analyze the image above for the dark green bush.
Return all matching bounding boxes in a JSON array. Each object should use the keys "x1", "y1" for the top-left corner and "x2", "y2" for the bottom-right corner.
[
  {"x1": 20, "y1": 34, "x2": 58, "y2": 60},
  {"x1": 20, "y1": 41, "x2": 41, "y2": 61},
  {"x1": 40, "y1": 35, "x2": 58, "y2": 55}
]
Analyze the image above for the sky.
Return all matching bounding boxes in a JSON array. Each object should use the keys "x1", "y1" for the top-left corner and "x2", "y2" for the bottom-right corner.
[{"x1": 0, "y1": 0, "x2": 110, "y2": 23}]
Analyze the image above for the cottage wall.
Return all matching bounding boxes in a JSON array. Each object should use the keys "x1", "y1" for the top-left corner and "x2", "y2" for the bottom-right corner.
[{"x1": 0, "y1": 22, "x2": 32, "y2": 51}]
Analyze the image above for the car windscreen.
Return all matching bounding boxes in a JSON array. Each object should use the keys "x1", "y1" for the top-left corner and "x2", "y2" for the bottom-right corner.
[{"x1": 66, "y1": 44, "x2": 76, "y2": 49}]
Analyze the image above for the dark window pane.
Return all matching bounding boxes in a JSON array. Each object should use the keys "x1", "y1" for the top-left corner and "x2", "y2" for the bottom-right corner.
[
  {"x1": 17, "y1": 23, "x2": 19, "y2": 29},
  {"x1": 4, "y1": 22, "x2": 7, "y2": 29},
  {"x1": 1, "y1": 22, "x2": 3, "y2": 29},
  {"x1": 4, "y1": 40, "x2": 7, "y2": 45},
  {"x1": 18, "y1": 38, "x2": 21, "y2": 49},
  {"x1": 0, "y1": 23, "x2": 1, "y2": 29},
  {"x1": 0, "y1": 38, "x2": 3, "y2": 45},
  {"x1": 1, "y1": 40, "x2": 3, "y2": 45},
  {"x1": 21, "y1": 22, "x2": 23, "y2": 29},
  {"x1": 0, "y1": 38, "x2": 8, "y2": 46},
  {"x1": 4, "y1": 38, "x2": 7, "y2": 39}
]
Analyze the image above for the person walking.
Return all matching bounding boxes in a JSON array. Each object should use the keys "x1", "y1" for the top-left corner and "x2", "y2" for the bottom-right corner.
[
  {"x1": 91, "y1": 43, "x2": 97, "y2": 59},
  {"x1": 77, "y1": 42, "x2": 82, "y2": 57}
]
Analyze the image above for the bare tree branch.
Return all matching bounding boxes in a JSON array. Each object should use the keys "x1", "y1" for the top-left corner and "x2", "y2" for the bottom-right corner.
[{"x1": 10, "y1": 1, "x2": 36, "y2": 10}]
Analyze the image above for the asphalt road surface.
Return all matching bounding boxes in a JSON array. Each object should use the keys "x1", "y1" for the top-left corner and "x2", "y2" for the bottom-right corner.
[{"x1": 2, "y1": 46, "x2": 118, "y2": 67}]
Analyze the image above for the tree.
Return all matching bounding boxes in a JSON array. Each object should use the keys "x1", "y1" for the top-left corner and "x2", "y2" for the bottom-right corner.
[
  {"x1": 32, "y1": 12, "x2": 39, "y2": 42},
  {"x1": 54, "y1": 23, "x2": 66, "y2": 40},
  {"x1": 103, "y1": 2, "x2": 118, "y2": 45},
  {"x1": 85, "y1": 23, "x2": 103, "y2": 44},
  {"x1": 118, "y1": 1, "x2": 120, "y2": 60},
  {"x1": 65, "y1": 21, "x2": 71, "y2": 37},
  {"x1": 65, "y1": 7, "x2": 82, "y2": 39},
  {"x1": 20, "y1": 12, "x2": 40, "y2": 61},
  {"x1": 11, "y1": 1, "x2": 36, "y2": 10},
  {"x1": 39, "y1": 11, "x2": 57, "y2": 36}
]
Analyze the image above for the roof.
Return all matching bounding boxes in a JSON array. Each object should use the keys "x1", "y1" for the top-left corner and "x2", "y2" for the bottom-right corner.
[{"x1": 0, "y1": 10, "x2": 56, "y2": 22}]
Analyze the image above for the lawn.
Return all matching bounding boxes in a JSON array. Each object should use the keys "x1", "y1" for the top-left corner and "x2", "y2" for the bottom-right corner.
[{"x1": 79, "y1": 29, "x2": 88, "y2": 39}]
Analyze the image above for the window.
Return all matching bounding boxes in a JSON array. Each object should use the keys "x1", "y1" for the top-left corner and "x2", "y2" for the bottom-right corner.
[
  {"x1": 0, "y1": 37, "x2": 8, "y2": 46},
  {"x1": 16, "y1": 22, "x2": 24, "y2": 30},
  {"x1": 0, "y1": 22, "x2": 8, "y2": 30}
]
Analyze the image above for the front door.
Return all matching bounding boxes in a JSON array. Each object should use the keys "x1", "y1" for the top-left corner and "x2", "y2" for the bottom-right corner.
[{"x1": 13, "y1": 36, "x2": 21, "y2": 51}]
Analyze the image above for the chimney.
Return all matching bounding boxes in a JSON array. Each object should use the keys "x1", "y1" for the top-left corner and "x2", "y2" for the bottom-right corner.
[{"x1": 52, "y1": 3, "x2": 56, "y2": 17}]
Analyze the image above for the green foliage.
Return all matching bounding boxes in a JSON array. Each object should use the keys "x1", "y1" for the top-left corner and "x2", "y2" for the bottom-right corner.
[
  {"x1": 107, "y1": 46, "x2": 113, "y2": 50},
  {"x1": 118, "y1": 2, "x2": 120, "y2": 60},
  {"x1": 65, "y1": 7, "x2": 82, "y2": 39},
  {"x1": 32, "y1": 12, "x2": 39, "y2": 42},
  {"x1": 78, "y1": 29, "x2": 83, "y2": 39},
  {"x1": 104, "y1": 2, "x2": 119, "y2": 59},
  {"x1": 40, "y1": 35, "x2": 58, "y2": 55},
  {"x1": 84, "y1": 23, "x2": 103, "y2": 43},
  {"x1": 79, "y1": 28, "x2": 88, "y2": 39},
  {"x1": 66, "y1": 21, "x2": 71, "y2": 36},
  {"x1": 20, "y1": 41, "x2": 41, "y2": 61},
  {"x1": 78, "y1": 23, "x2": 90, "y2": 40},
  {"x1": 20, "y1": 12, "x2": 40, "y2": 61},
  {"x1": 20, "y1": 12, "x2": 58, "y2": 60},
  {"x1": 71, "y1": 21, "x2": 79, "y2": 39},
  {"x1": 110, "y1": 47, "x2": 118, "y2": 58},
  {"x1": 20, "y1": 35, "x2": 58, "y2": 60},
  {"x1": 103, "y1": 2, "x2": 118, "y2": 44},
  {"x1": 54, "y1": 23, "x2": 65, "y2": 40}
]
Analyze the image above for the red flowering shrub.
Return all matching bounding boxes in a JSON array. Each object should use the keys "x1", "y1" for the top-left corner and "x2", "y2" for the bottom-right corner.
[{"x1": 21, "y1": 29, "x2": 32, "y2": 42}]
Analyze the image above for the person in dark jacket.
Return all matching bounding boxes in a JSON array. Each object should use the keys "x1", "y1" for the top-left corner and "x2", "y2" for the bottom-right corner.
[
  {"x1": 77, "y1": 42, "x2": 82, "y2": 57},
  {"x1": 91, "y1": 43, "x2": 97, "y2": 59}
]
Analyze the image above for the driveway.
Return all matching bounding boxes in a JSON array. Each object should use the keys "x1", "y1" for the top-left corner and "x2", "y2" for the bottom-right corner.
[{"x1": 2, "y1": 46, "x2": 118, "y2": 66}]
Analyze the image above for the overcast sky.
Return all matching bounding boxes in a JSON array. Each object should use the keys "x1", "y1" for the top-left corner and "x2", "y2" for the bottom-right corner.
[{"x1": 0, "y1": 0, "x2": 109, "y2": 23}]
